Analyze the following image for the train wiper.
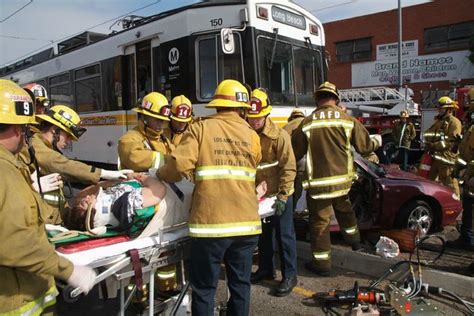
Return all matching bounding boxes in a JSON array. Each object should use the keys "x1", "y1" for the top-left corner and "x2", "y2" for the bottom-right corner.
[{"x1": 267, "y1": 28, "x2": 279, "y2": 70}]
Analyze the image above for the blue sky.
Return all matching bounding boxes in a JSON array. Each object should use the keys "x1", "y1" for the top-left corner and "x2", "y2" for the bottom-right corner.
[{"x1": 0, "y1": 0, "x2": 431, "y2": 67}]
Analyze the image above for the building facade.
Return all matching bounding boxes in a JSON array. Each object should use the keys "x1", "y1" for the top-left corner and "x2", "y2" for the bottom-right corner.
[{"x1": 323, "y1": 0, "x2": 474, "y2": 107}]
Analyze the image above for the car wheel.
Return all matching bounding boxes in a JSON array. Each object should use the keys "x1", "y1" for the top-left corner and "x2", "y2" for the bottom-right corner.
[{"x1": 396, "y1": 200, "x2": 434, "y2": 236}]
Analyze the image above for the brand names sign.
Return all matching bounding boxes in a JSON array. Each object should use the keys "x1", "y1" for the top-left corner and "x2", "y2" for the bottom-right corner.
[{"x1": 352, "y1": 50, "x2": 474, "y2": 87}]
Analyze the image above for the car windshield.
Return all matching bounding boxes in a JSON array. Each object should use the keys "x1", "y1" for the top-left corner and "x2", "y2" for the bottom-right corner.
[{"x1": 356, "y1": 154, "x2": 386, "y2": 177}]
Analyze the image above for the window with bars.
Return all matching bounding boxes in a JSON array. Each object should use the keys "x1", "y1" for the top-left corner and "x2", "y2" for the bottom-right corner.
[
  {"x1": 336, "y1": 38, "x2": 372, "y2": 62},
  {"x1": 424, "y1": 21, "x2": 474, "y2": 52}
]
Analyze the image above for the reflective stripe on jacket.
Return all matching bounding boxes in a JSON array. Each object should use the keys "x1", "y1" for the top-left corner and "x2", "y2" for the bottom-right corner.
[
  {"x1": 423, "y1": 114, "x2": 462, "y2": 165},
  {"x1": 118, "y1": 121, "x2": 174, "y2": 172},
  {"x1": 392, "y1": 121, "x2": 416, "y2": 149},
  {"x1": 256, "y1": 117, "x2": 296, "y2": 201},
  {"x1": 0, "y1": 144, "x2": 73, "y2": 314},
  {"x1": 292, "y1": 104, "x2": 378, "y2": 200},
  {"x1": 157, "y1": 111, "x2": 262, "y2": 238}
]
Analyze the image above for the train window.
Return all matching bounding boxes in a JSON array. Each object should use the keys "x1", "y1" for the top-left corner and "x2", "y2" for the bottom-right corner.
[
  {"x1": 49, "y1": 72, "x2": 72, "y2": 107},
  {"x1": 101, "y1": 57, "x2": 123, "y2": 111},
  {"x1": 198, "y1": 38, "x2": 217, "y2": 100},
  {"x1": 197, "y1": 33, "x2": 243, "y2": 101},
  {"x1": 74, "y1": 64, "x2": 102, "y2": 113},
  {"x1": 257, "y1": 37, "x2": 295, "y2": 106},
  {"x1": 293, "y1": 46, "x2": 322, "y2": 106}
]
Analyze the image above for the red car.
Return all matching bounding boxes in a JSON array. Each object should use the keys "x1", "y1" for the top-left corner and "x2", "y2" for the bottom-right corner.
[{"x1": 342, "y1": 156, "x2": 462, "y2": 235}]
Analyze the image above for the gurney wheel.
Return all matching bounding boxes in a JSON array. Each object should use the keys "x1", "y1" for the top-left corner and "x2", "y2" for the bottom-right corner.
[{"x1": 62, "y1": 286, "x2": 81, "y2": 303}]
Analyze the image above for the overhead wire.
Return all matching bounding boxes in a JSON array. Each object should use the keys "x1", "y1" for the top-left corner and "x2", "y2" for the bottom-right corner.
[
  {"x1": 0, "y1": 0, "x2": 33, "y2": 23},
  {"x1": 0, "y1": 34, "x2": 53, "y2": 43},
  {"x1": 309, "y1": 0, "x2": 356, "y2": 13},
  {"x1": 1, "y1": 0, "x2": 162, "y2": 67}
]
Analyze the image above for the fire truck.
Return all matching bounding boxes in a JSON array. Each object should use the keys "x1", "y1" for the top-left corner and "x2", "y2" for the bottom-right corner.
[{"x1": 339, "y1": 86, "x2": 421, "y2": 164}]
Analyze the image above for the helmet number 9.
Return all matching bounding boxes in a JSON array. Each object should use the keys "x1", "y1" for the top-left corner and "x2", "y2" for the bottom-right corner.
[
  {"x1": 23, "y1": 102, "x2": 31, "y2": 115},
  {"x1": 15, "y1": 101, "x2": 33, "y2": 116}
]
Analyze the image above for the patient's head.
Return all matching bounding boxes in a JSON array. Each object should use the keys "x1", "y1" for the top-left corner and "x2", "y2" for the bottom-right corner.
[{"x1": 64, "y1": 185, "x2": 101, "y2": 231}]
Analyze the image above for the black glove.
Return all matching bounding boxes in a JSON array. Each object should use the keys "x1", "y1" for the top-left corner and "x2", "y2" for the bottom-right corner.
[{"x1": 272, "y1": 198, "x2": 286, "y2": 216}]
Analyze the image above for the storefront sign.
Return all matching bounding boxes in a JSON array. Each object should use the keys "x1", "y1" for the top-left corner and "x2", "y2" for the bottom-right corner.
[
  {"x1": 352, "y1": 50, "x2": 474, "y2": 87},
  {"x1": 376, "y1": 40, "x2": 418, "y2": 60}
]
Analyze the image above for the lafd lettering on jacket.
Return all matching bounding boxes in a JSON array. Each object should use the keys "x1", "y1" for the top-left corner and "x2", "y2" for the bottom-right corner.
[{"x1": 314, "y1": 111, "x2": 341, "y2": 120}]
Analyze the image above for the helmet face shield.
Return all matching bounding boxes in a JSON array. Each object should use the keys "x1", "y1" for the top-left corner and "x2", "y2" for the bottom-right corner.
[{"x1": 49, "y1": 109, "x2": 86, "y2": 139}]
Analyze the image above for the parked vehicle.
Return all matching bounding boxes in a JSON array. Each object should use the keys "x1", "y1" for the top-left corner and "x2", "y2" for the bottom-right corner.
[
  {"x1": 349, "y1": 156, "x2": 461, "y2": 235},
  {"x1": 295, "y1": 155, "x2": 462, "y2": 237}
]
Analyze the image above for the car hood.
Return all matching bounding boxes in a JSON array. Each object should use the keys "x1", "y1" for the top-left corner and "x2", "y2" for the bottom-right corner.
[{"x1": 381, "y1": 164, "x2": 432, "y2": 181}]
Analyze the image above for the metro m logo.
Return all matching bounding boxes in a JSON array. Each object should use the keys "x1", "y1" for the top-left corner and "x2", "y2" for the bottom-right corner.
[{"x1": 168, "y1": 47, "x2": 179, "y2": 65}]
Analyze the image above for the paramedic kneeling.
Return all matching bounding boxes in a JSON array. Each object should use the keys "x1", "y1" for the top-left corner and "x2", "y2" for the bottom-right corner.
[
  {"x1": 157, "y1": 79, "x2": 262, "y2": 315},
  {"x1": 0, "y1": 79, "x2": 96, "y2": 315}
]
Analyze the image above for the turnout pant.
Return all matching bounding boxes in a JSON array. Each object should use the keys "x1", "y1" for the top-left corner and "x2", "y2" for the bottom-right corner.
[
  {"x1": 306, "y1": 195, "x2": 360, "y2": 271},
  {"x1": 190, "y1": 235, "x2": 258, "y2": 316},
  {"x1": 257, "y1": 195, "x2": 298, "y2": 279},
  {"x1": 399, "y1": 147, "x2": 409, "y2": 171},
  {"x1": 428, "y1": 160, "x2": 460, "y2": 197}
]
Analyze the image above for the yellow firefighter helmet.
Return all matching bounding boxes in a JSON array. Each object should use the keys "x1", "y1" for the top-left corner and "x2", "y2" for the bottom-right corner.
[
  {"x1": 247, "y1": 88, "x2": 272, "y2": 118},
  {"x1": 170, "y1": 95, "x2": 193, "y2": 122},
  {"x1": 206, "y1": 80, "x2": 251, "y2": 108},
  {"x1": 0, "y1": 79, "x2": 36, "y2": 125},
  {"x1": 133, "y1": 92, "x2": 171, "y2": 121},
  {"x1": 400, "y1": 110, "x2": 409, "y2": 118},
  {"x1": 438, "y1": 96, "x2": 457, "y2": 109},
  {"x1": 37, "y1": 105, "x2": 85, "y2": 140},
  {"x1": 316, "y1": 81, "x2": 340, "y2": 100},
  {"x1": 288, "y1": 108, "x2": 305, "y2": 121}
]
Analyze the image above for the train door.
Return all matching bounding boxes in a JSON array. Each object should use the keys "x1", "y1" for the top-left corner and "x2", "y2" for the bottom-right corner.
[{"x1": 136, "y1": 40, "x2": 152, "y2": 101}]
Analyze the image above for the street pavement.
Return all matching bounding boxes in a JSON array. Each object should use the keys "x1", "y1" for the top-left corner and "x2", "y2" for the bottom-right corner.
[{"x1": 56, "y1": 254, "x2": 471, "y2": 315}]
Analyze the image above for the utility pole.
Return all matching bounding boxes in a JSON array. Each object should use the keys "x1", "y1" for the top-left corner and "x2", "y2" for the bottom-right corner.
[{"x1": 398, "y1": 0, "x2": 403, "y2": 88}]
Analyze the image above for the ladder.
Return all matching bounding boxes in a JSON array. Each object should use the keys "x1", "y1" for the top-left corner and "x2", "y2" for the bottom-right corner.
[
  {"x1": 339, "y1": 86, "x2": 407, "y2": 108},
  {"x1": 339, "y1": 86, "x2": 418, "y2": 115}
]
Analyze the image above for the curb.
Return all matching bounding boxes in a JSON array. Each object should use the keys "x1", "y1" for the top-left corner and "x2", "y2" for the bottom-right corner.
[{"x1": 296, "y1": 241, "x2": 474, "y2": 298}]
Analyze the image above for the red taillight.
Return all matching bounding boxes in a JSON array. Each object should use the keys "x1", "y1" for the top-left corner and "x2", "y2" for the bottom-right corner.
[
  {"x1": 257, "y1": 6, "x2": 268, "y2": 20},
  {"x1": 310, "y1": 24, "x2": 319, "y2": 35}
]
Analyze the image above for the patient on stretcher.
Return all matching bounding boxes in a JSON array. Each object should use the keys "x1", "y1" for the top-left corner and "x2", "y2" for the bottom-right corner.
[{"x1": 64, "y1": 174, "x2": 190, "y2": 238}]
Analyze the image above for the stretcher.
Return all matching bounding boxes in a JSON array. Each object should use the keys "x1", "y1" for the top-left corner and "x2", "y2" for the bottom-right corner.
[{"x1": 53, "y1": 196, "x2": 276, "y2": 315}]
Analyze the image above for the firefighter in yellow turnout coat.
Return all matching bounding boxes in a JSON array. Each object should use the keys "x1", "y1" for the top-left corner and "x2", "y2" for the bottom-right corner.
[
  {"x1": 292, "y1": 82, "x2": 381, "y2": 275},
  {"x1": 0, "y1": 79, "x2": 96, "y2": 315},
  {"x1": 423, "y1": 96, "x2": 462, "y2": 196},
  {"x1": 283, "y1": 109, "x2": 306, "y2": 210},
  {"x1": 452, "y1": 105, "x2": 474, "y2": 249},
  {"x1": 247, "y1": 89, "x2": 298, "y2": 297},
  {"x1": 157, "y1": 80, "x2": 261, "y2": 315},
  {"x1": 392, "y1": 110, "x2": 416, "y2": 170},
  {"x1": 118, "y1": 92, "x2": 174, "y2": 172},
  {"x1": 19, "y1": 105, "x2": 130, "y2": 224}
]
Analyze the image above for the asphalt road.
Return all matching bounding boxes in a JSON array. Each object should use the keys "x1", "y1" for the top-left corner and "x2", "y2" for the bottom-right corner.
[{"x1": 56, "y1": 257, "x2": 470, "y2": 315}]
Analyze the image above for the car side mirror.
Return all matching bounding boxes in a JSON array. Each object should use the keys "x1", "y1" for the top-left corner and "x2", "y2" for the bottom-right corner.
[{"x1": 220, "y1": 28, "x2": 235, "y2": 54}]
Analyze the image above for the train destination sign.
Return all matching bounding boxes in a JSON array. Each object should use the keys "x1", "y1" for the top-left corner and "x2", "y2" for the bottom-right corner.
[{"x1": 272, "y1": 6, "x2": 306, "y2": 30}]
